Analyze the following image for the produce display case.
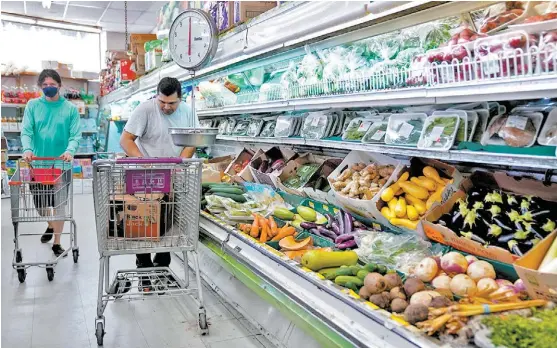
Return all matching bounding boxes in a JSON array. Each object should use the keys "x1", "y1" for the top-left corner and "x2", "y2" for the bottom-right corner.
[{"x1": 99, "y1": 2, "x2": 557, "y2": 347}]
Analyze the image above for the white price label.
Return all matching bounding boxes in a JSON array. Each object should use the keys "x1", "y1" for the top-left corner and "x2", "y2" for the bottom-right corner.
[
  {"x1": 429, "y1": 126, "x2": 445, "y2": 142},
  {"x1": 482, "y1": 54, "x2": 500, "y2": 75},
  {"x1": 371, "y1": 129, "x2": 386, "y2": 141},
  {"x1": 399, "y1": 122, "x2": 414, "y2": 139},
  {"x1": 505, "y1": 115, "x2": 528, "y2": 130},
  {"x1": 311, "y1": 117, "x2": 321, "y2": 127},
  {"x1": 358, "y1": 121, "x2": 373, "y2": 132}
]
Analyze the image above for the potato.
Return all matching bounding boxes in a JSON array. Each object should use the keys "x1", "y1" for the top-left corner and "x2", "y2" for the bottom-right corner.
[{"x1": 364, "y1": 273, "x2": 387, "y2": 295}]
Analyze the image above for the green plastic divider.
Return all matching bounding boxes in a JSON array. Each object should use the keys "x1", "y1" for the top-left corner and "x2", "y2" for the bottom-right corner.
[{"x1": 200, "y1": 236, "x2": 354, "y2": 348}]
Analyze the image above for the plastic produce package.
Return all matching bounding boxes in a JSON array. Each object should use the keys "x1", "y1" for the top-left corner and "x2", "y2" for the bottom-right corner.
[
  {"x1": 482, "y1": 112, "x2": 543, "y2": 147},
  {"x1": 418, "y1": 114, "x2": 460, "y2": 151},
  {"x1": 354, "y1": 231, "x2": 433, "y2": 274},
  {"x1": 302, "y1": 111, "x2": 332, "y2": 139},
  {"x1": 247, "y1": 119, "x2": 265, "y2": 137},
  {"x1": 198, "y1": 81, "x2": 238, "y2": 108},
  {"x1": 232, "y1": 119, "x2": 250, "y2": 136},
  {"x1": 275, "y1": 114, "x2": 303, "y2": 137},
  {"x1": 260, "y1": 119, "x2": 277, "y2": 137},
  {"x1": 225, "y1": 118, "x2": 237, "y2": 136},
  {"x1": 385, "y1": 113, "x2": 426, "y2": 146},
  {"x1": 362, "y1": 121, "x2": 388, "y2": 143}
]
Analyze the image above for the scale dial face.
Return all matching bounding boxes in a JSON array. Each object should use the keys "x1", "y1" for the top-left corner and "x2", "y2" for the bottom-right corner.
[{"x1": 169, "y1": 9, "x2": 218, "y2": 71}]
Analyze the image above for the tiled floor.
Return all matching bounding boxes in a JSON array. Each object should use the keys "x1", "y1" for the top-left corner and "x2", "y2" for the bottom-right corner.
[{"x1": 1, "y1": 194, "x2": 274, "y2": 348}]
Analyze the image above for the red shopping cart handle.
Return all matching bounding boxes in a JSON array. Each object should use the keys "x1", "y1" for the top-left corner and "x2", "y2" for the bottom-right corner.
[
  {"x1": 116, "y1": 157, "x2": 183, "y2": 164},
  {"x1": 30, "y1": 156, "x2": 64, "y2": 160}
]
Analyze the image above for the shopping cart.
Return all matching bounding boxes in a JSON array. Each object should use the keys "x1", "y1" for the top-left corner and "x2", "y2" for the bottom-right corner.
[
  {"x1": 8, "y1": 157, "x2": 78, "y2": 282},
  {"x1": 92, "y1": 157, "x2": 208, "y2": 346}
]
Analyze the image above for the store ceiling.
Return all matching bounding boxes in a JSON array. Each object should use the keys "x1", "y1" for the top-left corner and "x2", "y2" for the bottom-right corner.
[{"x1": 1, "y1": 1, "x2": 164, "y2": 33}]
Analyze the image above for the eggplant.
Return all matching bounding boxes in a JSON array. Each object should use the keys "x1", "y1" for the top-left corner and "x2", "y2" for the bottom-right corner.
[
  {"x1": 337, "y1": 211, "x2": 345, "y2": 235},
  {"x1": 542, "y1": 219, "x2": 556, "y2": 233},
  {"x1": 460, "y1": 231, "x2": 487, "y2": 245},
  {"x1": 325, "y1": 214, "x2": 334, "y2": 228},
  {"x1": 522, "y1": 210, "x2": 550, "y2": 222},
  {"x1": 488, "y1": 204, "x2": 501, "y2": 219},
  {"x1": 508, "y1": 240, "x2": 523, "y2": 256},
  {"x1": 310, "y1": 228, "x2": 321, "y2": 236},
  {"x1": 520, "y1": 199, "x2": 530, "y2": 214},
  {"x1": 497, "y1": 233, "x2": 516, "y2": 244},
  {"x1": 335, "y1": 234, "x2": 354, "y2": 244},
  {"x1": 336, "y1": 239, "x2": 357, "y2": 250},
  {"x1": 493, "y1": 217, "x2": 513, "y2": 231},
  {"x1": 507, "y1": 209, "x2": 521, "y2": 223},
  {"x1": 343, "y1": 211, "x2": 354, "y2": 233},
  {"x1": 300, "y1": 222, "x2": 318, "y2": 230},
  {"x1": 513, "y1": 230, "x2": 530, "y2": 240},
  {"x1": 331, "y1": 222, "x2": 341, "y2": 235},
  {"x1": 487, "y1": 224, "x2": 503, "y2": 238},
  {"x1": 317, "y1": 226, "x2": 337, "y2": 240},
  {"x1": 353, "y1": 220, "x2": 364, "y2": 228},
  {"x1": 507, "y1": 194, "x2": 518, "y2": 206}
]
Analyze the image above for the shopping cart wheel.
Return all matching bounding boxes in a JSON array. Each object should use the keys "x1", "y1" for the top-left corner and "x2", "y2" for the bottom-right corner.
[
  {"x1": 15, "y1": 250, "x2": 22, "y2": 263},
  {"x1": 46, "y1": 268, "x2": 55, "y2": 281},
  {"x1": 96, "y1": 322, "x2": 105, "y2": 346},
  {"x1": 72, "y1": 249, "x2": 79, "y2": 263},
  {"x1": 199, "y1": 312, "x2": 208, "y2": 334},
  {"x1": 17, "y1": 269, "x2": 26, "y2": 283}
]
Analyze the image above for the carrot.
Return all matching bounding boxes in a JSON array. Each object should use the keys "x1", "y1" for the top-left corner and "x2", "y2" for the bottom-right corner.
[
  {"x1": 260, "y1": 219, "x2": 269, "y2": 243},
  {"x1": 269, "y1": 216, "x2": 278, "y2": 237},
  {"x1": 271, "y1": 226, "x2": 296, "y2": 241},
  {"x1": 250, "y1": 214, "x2": 260, "y2": 238}
]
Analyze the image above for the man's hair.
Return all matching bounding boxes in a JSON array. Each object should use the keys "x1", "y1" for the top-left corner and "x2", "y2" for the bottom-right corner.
[
  {"x1": 38, "y1": 69, "x2": 62, "y2": 86},
  {"x1": 157, "y1": 77, "x2": 182, "y2": 98}
]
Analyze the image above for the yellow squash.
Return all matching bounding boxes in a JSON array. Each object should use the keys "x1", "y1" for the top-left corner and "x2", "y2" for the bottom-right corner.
[
  {"x1": 405, "y1": 194, "x2": 426, "y2": 214},
  {"x1": 394, "y1": 197, "x2": 407, "y2": 218},
  {"x1": 423, "y1": 166, "x2": 445, "y2": 185},
  {"x1": 399, "y1": 181, "x2": 429, "y2": 200},
  {"x1": 406, "y1": 205, "x2": 419, "y2": 221}
]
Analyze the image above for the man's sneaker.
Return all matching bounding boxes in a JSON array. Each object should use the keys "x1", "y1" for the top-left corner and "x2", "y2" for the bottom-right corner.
[
  {"x1": 52, "y1": 244, "x2": 67, "y2": 257},
  {"x1": 41, "y1": 227, "x2": 54, "y2": 243},
  {"x1": 139, "y1": 276, "x2": 154, "y2": 294}
]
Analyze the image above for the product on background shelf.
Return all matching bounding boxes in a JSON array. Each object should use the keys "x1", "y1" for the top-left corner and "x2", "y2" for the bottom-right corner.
[
  {"x1": 482, "y1": 110, "x2": 543, "y2": 147},
  {"x1": 417, "y1": 114, "x2": 460, "y2": 151},
  {"x1": 385, "y1": 113, "x2": 426, "y2": 146}
]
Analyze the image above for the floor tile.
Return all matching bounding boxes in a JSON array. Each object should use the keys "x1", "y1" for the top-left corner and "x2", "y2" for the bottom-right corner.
[
  {"x1": 206, "y1": 335, "x2": 265, "y2": 348},
  {"x1": 201, "y1": 319, "x2": 255, "y2": 344}
]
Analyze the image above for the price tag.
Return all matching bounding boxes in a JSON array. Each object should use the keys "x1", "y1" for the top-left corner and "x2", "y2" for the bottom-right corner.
[
  {"x1": 482, "y1": 54, "x2": 500, "y2": 75},
  {"x1": 430, "y1": 126, "x2": 445, "y2": 142},
  {"x1": 311, "y1": 116, "x2": 321, "y2": 127},
  {"x1": 358, "y1": 121, "x2": 372, "y2": 132},
  {"x1": 371, "y1": 129, "x2": 386, "y2": 141},
  {"x1": 505, "y1": 115, "x2": 528, "y2": 130},
  {"x1": 399, "y1": 122, "x2": 414, "y2": 139}
]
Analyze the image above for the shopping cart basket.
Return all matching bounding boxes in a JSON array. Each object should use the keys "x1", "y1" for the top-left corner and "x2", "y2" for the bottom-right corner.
[
  {"x1": 8, "y1": 157, "x2": 78, "y2": 282},
  {"x1": 92, "y1": 157, "x2": 208, "y2": 345}
]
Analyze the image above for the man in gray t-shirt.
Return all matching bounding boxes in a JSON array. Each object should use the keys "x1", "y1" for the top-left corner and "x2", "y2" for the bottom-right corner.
[{"x1": 120, "y1": 77, "x2": 199, "y2": 292}]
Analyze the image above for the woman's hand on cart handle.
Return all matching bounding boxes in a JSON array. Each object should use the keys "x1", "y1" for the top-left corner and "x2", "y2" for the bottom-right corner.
[
  {"x1": 60, "y1": 152, "x2": 73, "y2": 162},
  {"x1": 23, "y1": 151, "x2": 34, "y2": 162}
]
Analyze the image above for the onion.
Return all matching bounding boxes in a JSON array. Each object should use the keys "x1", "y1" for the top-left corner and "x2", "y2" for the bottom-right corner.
[
  {"x1": 495, "y1": 279, "x2": 513, "y2": 287},
  {"x1": 477, "y1": 278, "x2": 499, "y2": 295},
  {"x1": 414, "y1": 257, "x2": 439, "y2": 282},
  {"x1": 466, "y1": 260, "x2": 496, "y2": 282},
  {"x1": 431, "y1": 275, "x2": 452, "y2": 290},
  {"x1": 450, "y1": 274, "x2": 477, "y2": 297},
  {"x1": 441, "y1": 252, "x2": 468, "y2": 275},
  {"x1": 410, "y1": 291, "x2": 441, "y2": 307},
  {"x1": 465, "y1": 255, "x2": 478, "y2": 265},
  {"x1": 514, "y1": 279, "x2": 528, "y2": 298},
  {"x1": 432, "y1": 255, "x2": 442, "y2": 268}
]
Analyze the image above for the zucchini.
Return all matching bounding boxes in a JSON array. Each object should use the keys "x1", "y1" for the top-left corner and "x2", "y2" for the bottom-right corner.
[
  {"x1": 211, "y1": 192, "x2": 247, "y2": 203},
  {"x1": 208, "y1": 187, "x2": 245, "y2": 195},
  {"x1": 334, "y1": 276, "x2": 364, "y2": 287},
  {"x1": 376, "y1": 265, "x2": 388, "y2": 275},
  {"x1": 318, "y1": 267, "x2": 340, "y2": 280},
  {"x1": 364, "y1": 263, "x2": 378, "y2": 273},
  {"x1": 333, "y1": 267, "x2": 355, "y2": 278},
  {"x1": 344, "y1": 282, "x2": 359, "y2": 292},
  {"x1": 356, "y1": 269, "x2": 370, "y2": 280}
]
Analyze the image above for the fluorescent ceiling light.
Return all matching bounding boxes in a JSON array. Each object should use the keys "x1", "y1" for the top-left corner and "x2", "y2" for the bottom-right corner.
[
  {"x1": 36, "y1": 20, "x2": 101, "y2": 33},
  {"x1": 0, "y1": 14, "x2": 36, "y2": 24}
]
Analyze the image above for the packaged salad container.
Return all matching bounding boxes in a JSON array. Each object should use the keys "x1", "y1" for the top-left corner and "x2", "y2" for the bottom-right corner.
[
  {"x1": 302, "y1": 111, "x2": 332, "y2": 139},
  {"x1": 434, "y1": 110, "x2": 468, "y2": 143},
  {"x1": 385, "y1": 113, "x2": 427, "y2": 146},
  {"x1": 232, "y1": 120, "x2": 250, "y2": 136},
  {"x1": 418, "y1": 114, "x2": 460, "y2": 151},
  {"x1": 275, "y1": 115, "x2": 300, "y2": 137},
  {"x1": 247, "y1": 119, "x2": 265, "y2": 137},
  {"x1": 218, "y1": 119, "x2": 229, "y2": 135},
  {"x1": 260, "y1": 119, "x2": 277, "y2": 137},
  {"x1": 342, "y1": 116, "x2": 383, "y2": 141},
  {"x1": 362, "y1": 121, "x2": 389, "y2": 143},
  {"x1": 225, "y1": 118, "x2": 237, "y2": 135}
]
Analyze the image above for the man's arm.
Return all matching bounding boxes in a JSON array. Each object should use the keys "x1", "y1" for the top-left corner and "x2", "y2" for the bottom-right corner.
[
  {"x1": 120, "y1": 131, "x2": 143, "y2": 157},
  {"x1": 179, "y1": 147, "x2": 195, "y2": 158}
]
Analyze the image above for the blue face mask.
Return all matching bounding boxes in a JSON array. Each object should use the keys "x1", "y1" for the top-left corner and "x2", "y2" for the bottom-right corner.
[{"x1": 42, "y1": 86, "x2": 58, "y2": 98}]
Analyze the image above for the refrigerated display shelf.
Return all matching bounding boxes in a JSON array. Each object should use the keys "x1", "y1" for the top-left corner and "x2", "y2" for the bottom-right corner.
[
  {"x1": 215, "y1": 135, "x2": 557, "y2": 170},
  {"x1": 198, "y1": 212, "x2": 441, "y2": 348}
]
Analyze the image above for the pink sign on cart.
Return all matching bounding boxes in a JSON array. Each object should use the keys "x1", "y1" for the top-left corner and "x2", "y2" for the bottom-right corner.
[{"x1": 125, "y1": 169, "x2": 171, "y2": 194}]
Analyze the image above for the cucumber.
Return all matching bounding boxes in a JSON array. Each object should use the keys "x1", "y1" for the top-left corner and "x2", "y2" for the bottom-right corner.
[
  {"x1": 356, "y1": 269, "x2": 370, "y2": 280},
  {"x1": 344, "y1": 282, "x2": 359, "y2": 292},
  {"x1": 333, "y1": 267, "x2": 354, "y2": 278},
  {"x1": 318, "y1": 267, "x2": 340, "y2": 280},
  {"x1": 211, "y1": 192, "x2": 247, "y2": 203},
  {"x1": 334, "y1": 276, "x2": 364, "y2": 287},
  {"x1": 376, "y1": 265, "x2": 388, "y2": 275},
  {"x1": 209, "y1": 187, "x2": 245, "y2": 195},
  {"x1": 364, "y1": 263, "x2": 378, "y2": 273},
  {"x1": 209, "y1": 183, "x2": 245, "y2": 191},
  {"x1": 349, "y1": 265, "x2": 362, "y2": 276}
]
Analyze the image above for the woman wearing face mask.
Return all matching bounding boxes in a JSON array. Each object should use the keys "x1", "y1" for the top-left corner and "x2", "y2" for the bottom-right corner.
[{"x1": 20, "y1": 69, "x2": 82, "y2": 257}]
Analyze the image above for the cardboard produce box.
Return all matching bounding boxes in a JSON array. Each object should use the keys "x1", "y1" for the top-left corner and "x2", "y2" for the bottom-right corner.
[
  {"x1": 372, "y1": 158, "x2": 463, "y2": 235},
  {"x1": 514, "y1": 231, "x2": 557, "y2": 302},
  {"x1": 130, "y1": 33, "x2": 157, "y2": 45},
  {"x1": 249, "y1": 146, "x2": 297, "y2": 188},
  {"x1": 207, "y1": 155, "x2": 234, "y2": 172},
  {"x1": 303, "y1": 157, "x2": 342, "y2": 203},
  {"x1": 233, "y1": 1, "x2": 276, "y2": 25},
  {"x1": 327, "y1": 150, "x2": 402, "y2": 219},
  {"x1": 423, "y1": 171, "x2": 557, "y2": 264},
  {"x1": 275, "y1": 153, "x2": 329, "y2": 197},
  {"x1": 225, "y1": 148, "x2": 263, "y2": 182}
]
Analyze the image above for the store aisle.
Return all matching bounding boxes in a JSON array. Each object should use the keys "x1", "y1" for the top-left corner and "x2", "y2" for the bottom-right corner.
[{"x1": 1, "y1": 194, "x2": 274, "y2": 348}]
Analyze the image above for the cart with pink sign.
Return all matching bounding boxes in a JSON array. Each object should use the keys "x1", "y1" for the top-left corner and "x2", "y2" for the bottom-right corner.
[{"x1": 92, "y1": 157, "x2": 207, "y2": 346}]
